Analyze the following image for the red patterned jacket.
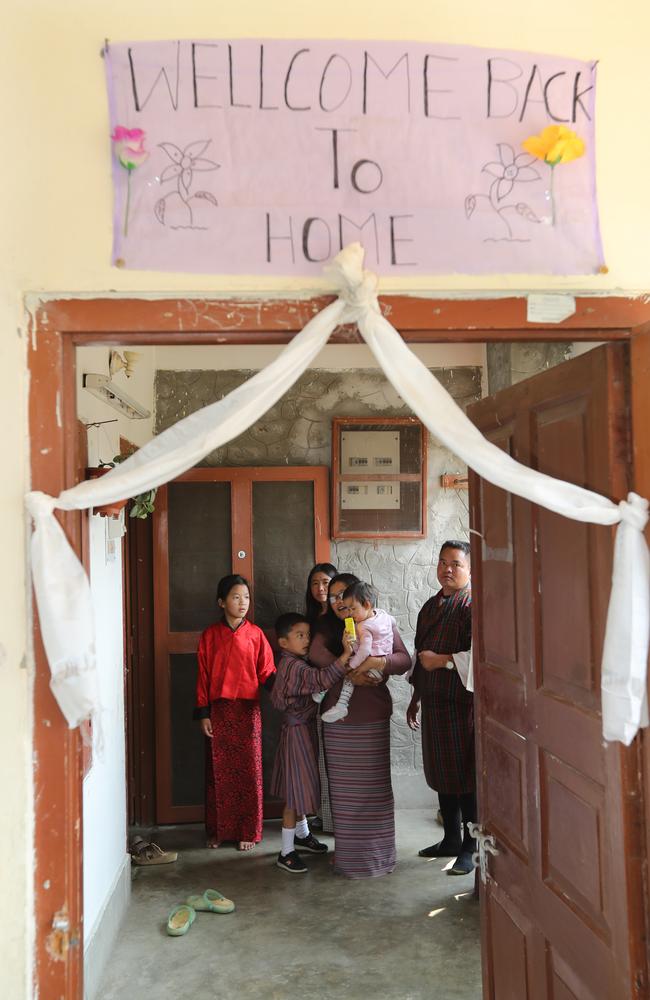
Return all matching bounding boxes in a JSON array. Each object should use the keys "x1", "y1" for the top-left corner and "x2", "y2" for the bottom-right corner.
[{"x1": 196, "y1": 619, "x2": 275, "y2": 710}]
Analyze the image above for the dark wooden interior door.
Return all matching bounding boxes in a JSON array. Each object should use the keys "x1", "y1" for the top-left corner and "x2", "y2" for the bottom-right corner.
[
  {"x1": 468, "y1": 345, "x2": 647, "y2": 999},
  {"x1": 153, "y1": 466, "x2": 330, "y2": 824}
]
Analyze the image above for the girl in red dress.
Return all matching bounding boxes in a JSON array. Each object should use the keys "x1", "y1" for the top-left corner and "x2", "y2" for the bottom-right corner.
[{"x1": 195, "y1": 575, "x2": 275, "y2": 851}]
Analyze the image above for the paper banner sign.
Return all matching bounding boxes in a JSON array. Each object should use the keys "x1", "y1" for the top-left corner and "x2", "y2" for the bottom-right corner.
[{"x1": 104, "y1": 39, "x2": 603, "y2": 276}]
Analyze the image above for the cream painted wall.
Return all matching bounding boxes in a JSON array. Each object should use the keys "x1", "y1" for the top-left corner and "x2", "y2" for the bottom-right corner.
[{"x1": 2, "y1": 2, "x2": 650, "y2": 996}]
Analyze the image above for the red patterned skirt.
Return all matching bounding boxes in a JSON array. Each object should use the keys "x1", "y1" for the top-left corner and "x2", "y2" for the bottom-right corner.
[{"x1": 205, "y1": 698, "x2": 263, "y2": 844}]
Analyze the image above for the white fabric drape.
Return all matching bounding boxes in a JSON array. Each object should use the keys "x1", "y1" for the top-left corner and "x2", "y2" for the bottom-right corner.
[
  {"x1": 453, "y1": 649, "x2": 473, "y2": 693},
  {"x1": 26, "y1": 243, "x2": 649, "y2": 744},
  {"x1": 354, "y1": 287, "x2": 650, "y2": 744}
]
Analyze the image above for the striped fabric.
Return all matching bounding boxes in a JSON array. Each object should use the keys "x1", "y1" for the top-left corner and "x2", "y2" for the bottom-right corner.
[
  {"x1": 270, "y1": 650, "x2": 345, "y2": 817},
  {"x1": 271, "y1": 718, "x2": 320, "y2": 815},
  {"x1": 316, "y1": 717, "x2": 334, "y2": 832},
  {"x1": 324, "y1": 721, "x2": 396, "y2": 879}
]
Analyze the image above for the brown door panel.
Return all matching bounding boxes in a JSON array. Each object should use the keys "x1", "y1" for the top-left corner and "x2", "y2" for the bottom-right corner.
[
  {"x1": 484, "y1": 881, "x2": 548, "y2": 1000},
  {"x1": 470, "y1": 345, "x2": 645, "y2": 998}
]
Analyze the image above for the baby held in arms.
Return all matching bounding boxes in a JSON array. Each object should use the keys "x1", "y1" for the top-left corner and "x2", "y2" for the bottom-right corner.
[{"x1": 319, "y1": 580, "x2": 393, "y2": 723}]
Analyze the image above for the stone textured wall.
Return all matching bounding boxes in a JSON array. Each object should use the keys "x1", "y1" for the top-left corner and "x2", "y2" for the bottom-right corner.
[
  {"x1": 156, "y1": 367, "x2": 481, "y2": 788},
  {"x1": 486, "y1": 342, "x2": 572, "y2": 394}
]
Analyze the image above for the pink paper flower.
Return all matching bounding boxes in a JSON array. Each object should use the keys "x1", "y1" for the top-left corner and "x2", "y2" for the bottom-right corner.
[
  {"x1": 111, "y1": 126, "x2": 149, "y2": 236},
  {"x1": 111, "y1": 126, "x2": 149, "y2": 170}
]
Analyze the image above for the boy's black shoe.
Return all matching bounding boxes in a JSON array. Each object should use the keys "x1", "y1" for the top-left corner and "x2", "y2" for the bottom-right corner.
[
  {"x1": 294, "y1": 832, "x2": 328, "y2": 854},
  {"x1": 276, "y1": 850, "x2": 308, "y2": 874}
]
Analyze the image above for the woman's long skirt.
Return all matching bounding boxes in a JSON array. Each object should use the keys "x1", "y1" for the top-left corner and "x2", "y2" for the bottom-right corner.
[
  {"x1": 323, "y1": 720, "x2": 396, "y2": 878},
  {"x1": 316, "y1": 716, "x2": 334, "y2": 831},
  {"x1": 205, "y1": 698, "x2": 263, "y2": 844},
  {"x1": 270, "y1": 719, "x2": 320, "y2": 815}
]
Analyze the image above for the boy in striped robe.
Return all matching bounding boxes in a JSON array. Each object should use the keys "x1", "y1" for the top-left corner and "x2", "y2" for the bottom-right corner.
[{"x1": 270, "y1": 613, "x2": 353, "y2": 873}]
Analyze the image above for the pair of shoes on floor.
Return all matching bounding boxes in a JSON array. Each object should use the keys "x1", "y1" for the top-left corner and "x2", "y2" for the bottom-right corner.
[
  {"x1": 418, "y1": 840, "x2": 476, "y2": 875},
  {"x1": 276, "y1": 832, "x2": 328, "y2": 874},
  {"x1": 130, "y1": 836, "x2": 178, "y2": 866},
  {"x1": 166, "y1": 889, "x2": 235, "y2": 936}
]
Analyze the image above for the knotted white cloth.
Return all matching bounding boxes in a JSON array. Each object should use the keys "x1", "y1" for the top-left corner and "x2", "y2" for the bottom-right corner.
[{"x1": 25, "y1": 243, "x2": 650, "y2": 744}]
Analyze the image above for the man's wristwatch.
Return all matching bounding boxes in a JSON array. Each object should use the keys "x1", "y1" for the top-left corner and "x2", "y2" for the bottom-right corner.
[{"x1": 445, "y1": 659, "x2": 455, "y2": 670}]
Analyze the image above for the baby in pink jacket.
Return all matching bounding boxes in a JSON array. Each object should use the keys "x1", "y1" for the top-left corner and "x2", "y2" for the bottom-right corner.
[{"x1": 320, "y1": 580, "x2": 394, "y2": 723}]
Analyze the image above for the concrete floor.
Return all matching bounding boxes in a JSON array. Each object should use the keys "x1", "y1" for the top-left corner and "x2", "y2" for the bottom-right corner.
[{"x1": 96, "y1": 809, "x2": 482, "y2": 1000}]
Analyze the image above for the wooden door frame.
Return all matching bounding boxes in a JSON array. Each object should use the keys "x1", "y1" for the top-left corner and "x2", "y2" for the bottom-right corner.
[
  {"x1": 28, "y1": 293, "x2": 650, "y2": 999},
  {"x1": 153, "y1": 465, "x2": 331, "y2": 824}
]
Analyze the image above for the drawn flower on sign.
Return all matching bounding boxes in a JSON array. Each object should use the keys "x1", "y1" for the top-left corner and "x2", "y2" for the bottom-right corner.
[
  {"x1": 522, "y1": 126, "x2": 585, "y2": 225},
  {"x1": 482, "y1": 144, "x2": 541, "y2": 201},
  {"x1": 111, "y1": 126, "x2": 149, "y2": 237},
  {"x1": 464, "y1": 142, "x2": 542, "y2": 242},
  {"x1": 155, "y1": 139, "x2": 220, "y2": 229}
]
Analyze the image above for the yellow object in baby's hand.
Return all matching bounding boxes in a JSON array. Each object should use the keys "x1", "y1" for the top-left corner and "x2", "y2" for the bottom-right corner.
[{"x1": 344, "y1": 617, "x2": 357, "y2": 642}]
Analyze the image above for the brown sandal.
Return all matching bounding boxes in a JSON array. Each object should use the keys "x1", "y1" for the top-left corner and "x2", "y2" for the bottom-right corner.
[{"x1": 130, "y1": 838, "x2": 178, "y2": 866}]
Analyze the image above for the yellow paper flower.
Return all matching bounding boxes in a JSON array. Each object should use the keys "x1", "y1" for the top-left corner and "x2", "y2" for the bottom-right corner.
[{"x1": 522, "y1": 125, "x2": 585, "y2": 166}]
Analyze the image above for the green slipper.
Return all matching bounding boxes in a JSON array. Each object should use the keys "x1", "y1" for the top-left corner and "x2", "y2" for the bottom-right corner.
[
  {"x1": 166, "y1": 904, "x2": 196, "y2": 936},
  {"x1": 186, "y1": 889, "x2": 235, "y2": 914}
]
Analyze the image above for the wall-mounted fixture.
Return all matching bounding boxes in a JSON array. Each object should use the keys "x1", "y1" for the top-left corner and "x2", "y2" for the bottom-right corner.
[
  {"x1": 109, "y1": 349, "x2": 142, "y2": 378},
  {"x1": 83, "y1": 373, "x2": 151, "y2": 420},
  {"x1": 440, "y1": 474, "x2": 469, "y2": 489},
  {"x1": 331, "y1": 417, "x2": 427, "y2": 539}
]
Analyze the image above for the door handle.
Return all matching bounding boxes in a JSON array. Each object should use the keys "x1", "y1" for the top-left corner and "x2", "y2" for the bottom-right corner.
[{"x1": 468, "y1": 823, "x2": 499, "y2": 885}]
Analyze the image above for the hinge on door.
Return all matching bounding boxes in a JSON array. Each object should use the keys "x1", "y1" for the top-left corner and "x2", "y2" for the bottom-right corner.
[
  {"x1": 45, "y1": 907, "x2": 73, "y2": 962},
  {"x1": 469, "y1": 823, "x2": 499, "y2": 885}
]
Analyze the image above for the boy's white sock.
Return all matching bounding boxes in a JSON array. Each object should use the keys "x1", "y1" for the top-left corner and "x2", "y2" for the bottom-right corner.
[
  {"x1": 281, "y1": 827, "x2": 296, "y2": 857},
  {"x1": 312, "y1": 690, "x2": 326, "y2": 703},
  {"x1": 296, "y1": 817, "x2": 309, "y2": 838}
]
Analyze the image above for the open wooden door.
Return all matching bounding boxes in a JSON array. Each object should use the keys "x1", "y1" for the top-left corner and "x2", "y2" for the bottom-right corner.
[{"x1": 469, "y1": 344, "x2": 647, "y2": 999}]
